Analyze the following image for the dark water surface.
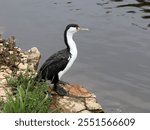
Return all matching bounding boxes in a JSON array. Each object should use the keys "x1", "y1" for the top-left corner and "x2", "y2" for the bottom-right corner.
[{"x1": 0, "y1": 0, "x2": 150, "y2": 112}]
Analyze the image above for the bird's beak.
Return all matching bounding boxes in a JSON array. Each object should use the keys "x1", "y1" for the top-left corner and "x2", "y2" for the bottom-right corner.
[{"x1": 78, "y1": 27, "x2": 89, "y2": 31}]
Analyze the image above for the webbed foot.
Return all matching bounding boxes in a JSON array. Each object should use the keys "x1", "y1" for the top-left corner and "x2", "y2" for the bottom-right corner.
[{"x1": 53, "y1": 84, "x2": 68, "y2": 96}]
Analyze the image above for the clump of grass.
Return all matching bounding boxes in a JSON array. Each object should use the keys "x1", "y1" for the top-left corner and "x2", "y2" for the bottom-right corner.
[{"x1": 1, "y1": 73, "x2": 52, "y2": 113}]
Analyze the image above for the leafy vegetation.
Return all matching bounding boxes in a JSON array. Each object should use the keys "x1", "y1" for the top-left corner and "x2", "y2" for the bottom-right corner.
[{"x1": 1, "y1": 73, "x2": 52, "y2": 113}]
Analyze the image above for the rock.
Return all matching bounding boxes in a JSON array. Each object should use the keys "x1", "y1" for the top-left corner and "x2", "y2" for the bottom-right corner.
[
  {"x1": 0, "y1": 35, "x2": 41, "y2": 100},
  {"x1": 0, "y1": 88, "x2": 6, "y2": 99},
  {"x1": 26, "y1": 47, "x2": 41, "y2": 70},
  {"x1": 0, "y1": 66, "x2": 8, "y2": 70},
  {"x1": 28, "y1": 64, "x2": 35, "y2": 71},
  {"x1": 85, "y1": 98, "x2": 102, "y2": 111},
  {"x1": 16, "y1": 70, "x2": 26, "y2": 76},
  {"x1": 0, "y1": 85, "x2": 12, "y2": 101},
  {"x1": 0, "y1": 72, "x2": 9, "y2": 79},
  {"x1": 0, "y1": 45, "x2": 5, "y2": 53},
  {"x1": 4, "y1": 67, "x2": 12, "y2": 74},
  {"x1": 49, "y1": 83, "x2": 104, "y2": 113},
  {"x1": 0, "y1": 74, "x2": 5, "y2": 79},
  {"x1": 16, "y1": 47, "x2": 22, "y2": 52},
  {"x1": 0, "y1": 72, "x2": 10, "y2": 100},
  {"x1": 8, "y1": 51, "x2": 13, "y2": 55},
  {"x1": 57, "y1": 96, "x2": 86, "y2": 112},
  {"x1": 18, "y1": 63, "x2": 28, "y2": 70},
  {"x1": 0, "y1": 79, "x2": 7, "y2": 85}
]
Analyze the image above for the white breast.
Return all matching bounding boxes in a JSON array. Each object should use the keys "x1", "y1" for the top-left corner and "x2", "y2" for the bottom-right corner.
[{"x1": 58, "y1": 31, "x2": 78, "y2": 79}]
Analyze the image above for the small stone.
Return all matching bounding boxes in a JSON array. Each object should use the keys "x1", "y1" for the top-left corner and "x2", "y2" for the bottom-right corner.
[
  {"x1": 16, "y1": 70, "x2": 25, "y2": 75},
  {"x1": 85, "y1": 98, "x2": 102, "y2": 111},
  {"x1": 0, "y1": 72, "x2": 9, "y2": 79},
  {"x1": 5, "y1": 42, "x2": 9, "y2": 45},
  {"x1": 27, "y1": 47, "x2": 39, "y2": 53},
  {"x1": 18, "y1": 63, "x2": 28, "y2": 70},
  {"x1": 0, "y1": 86, "x2": 12, "y2": 101},
  {"x1": 17, "y1": 47, "x2": 22, "y2": 52},
  {"x1": 22, "y1": 54, "x2": 28, "y2": 59},
  {"x1": 21, "y1": 57, "x2": 28, "y2": 63},
  {"x1": 15, "y1": 62, "x2": 19, "y2": 66},
  {"x1": 20, "y1": 53, "x2": 25, "y2": 58},
  {"x1": 0, "y1": 66, "x2": 8, "y2": 70},
  {"x1": 0, "y1": 66, "x2": 12, "y2": 74},
  {"x1": 5, "y1": 68, "x2": 12, "y2": 74},
  {"x1": 26, "y1": 47, "x2": 41, "y2": 70},
  {"x1": 58, "y1": 96, "x2": 86, "y2": 112},
  {"x1": 16, "y1": 71, "x2": 21, "y2": 75},
  {"x1": 9, "y1": 51, "x2": 13, "y2": 54},
  {"x1": 0, "y1": 46, "x2": 5, "y2": 53},
  {"x1": 0, "y1": 87, "x2": 6, "y2": 97},
  {"x1": 0, "y1": 74, "x2": 5, "y2": 79},
  {"x1": 0, "y1": 79, "x2": 7, "y2": 85},
  {"x1": 90, "y1": 93, "x2": 96, "y2": 98},
  {"x1": 28, "y1": 64, "x2": 35, "y2": 70}
]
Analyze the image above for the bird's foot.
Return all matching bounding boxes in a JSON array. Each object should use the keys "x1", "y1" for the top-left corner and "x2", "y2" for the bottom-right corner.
[
  {"x1": 58, "y1": 80, "x2": 70, "y2": 85},
  {"x1": 53, "y1": 84, "x2": 68, "y2": 96}
]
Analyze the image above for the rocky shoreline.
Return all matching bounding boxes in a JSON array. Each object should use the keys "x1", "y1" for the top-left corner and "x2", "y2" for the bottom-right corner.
[
  {"x1": 0, "y1": 34, "x2": 104, "y2": 113},
  {"x1": 0, "y1": 34, "x2": 41, "y2": 100}
]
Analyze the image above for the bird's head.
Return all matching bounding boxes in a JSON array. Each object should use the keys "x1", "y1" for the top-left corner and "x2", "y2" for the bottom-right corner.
[{"x1": 65, "y1": 24, "x2": 89, "y2": 35}]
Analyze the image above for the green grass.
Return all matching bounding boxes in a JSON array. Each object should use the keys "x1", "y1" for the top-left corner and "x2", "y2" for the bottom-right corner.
[{"x1": 1, "y1": 73, "x2": 53, "y2": 113}]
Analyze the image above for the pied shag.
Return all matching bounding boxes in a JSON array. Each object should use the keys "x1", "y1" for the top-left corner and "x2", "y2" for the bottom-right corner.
[{"x1": 35, "y1": 24, "x2": 88, "y2": 96}]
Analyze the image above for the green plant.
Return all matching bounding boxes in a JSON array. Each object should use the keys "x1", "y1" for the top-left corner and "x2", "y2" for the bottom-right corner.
[{"x1": 2, "y1": 73, "x2": 52, "y2": 113}]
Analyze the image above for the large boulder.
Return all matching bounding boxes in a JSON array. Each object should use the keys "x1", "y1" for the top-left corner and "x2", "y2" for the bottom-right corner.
[{"x1": 49, "y1": 83, "x2": 104, "y2": 113}]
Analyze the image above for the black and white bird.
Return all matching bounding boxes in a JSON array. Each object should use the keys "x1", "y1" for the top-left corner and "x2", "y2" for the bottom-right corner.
[{"x1": 35, "y1": 24, "x2": 88, "y2": 96}]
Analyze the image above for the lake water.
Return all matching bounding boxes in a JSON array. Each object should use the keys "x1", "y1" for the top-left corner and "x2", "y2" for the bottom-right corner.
[{"x1": 0, "y1": 0, "x2": 150, "y2": 112}]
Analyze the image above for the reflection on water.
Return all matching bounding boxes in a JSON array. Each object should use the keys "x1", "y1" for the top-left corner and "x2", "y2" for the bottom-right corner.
[
  {"x1": 0, "y1": 0, "x2": 150, "y2": 112},
  {"x1": 117, "y1": 0, "x2": 150, "y2": 8},
  {"x1": 96, "y1": 0, "x2": 150, "y2": 28},
  {"x1": 117, "y1": 0, "x2": 150, "y2": 20}
]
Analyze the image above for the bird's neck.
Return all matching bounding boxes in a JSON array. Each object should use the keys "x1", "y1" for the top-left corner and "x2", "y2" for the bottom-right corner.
[{"x1": 65, "y1": 32, "x2": 78, "y2": 56}]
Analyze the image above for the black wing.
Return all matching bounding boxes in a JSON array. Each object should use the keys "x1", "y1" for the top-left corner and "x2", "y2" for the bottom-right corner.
[{"x1": 35, "y1": 49, "x2": 70, "y2": 81}]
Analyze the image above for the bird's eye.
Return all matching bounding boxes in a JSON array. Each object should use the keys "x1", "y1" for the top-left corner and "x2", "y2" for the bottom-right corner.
[{"x1": 76, "y1": 27, "x2": 79, "y2": 30}]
